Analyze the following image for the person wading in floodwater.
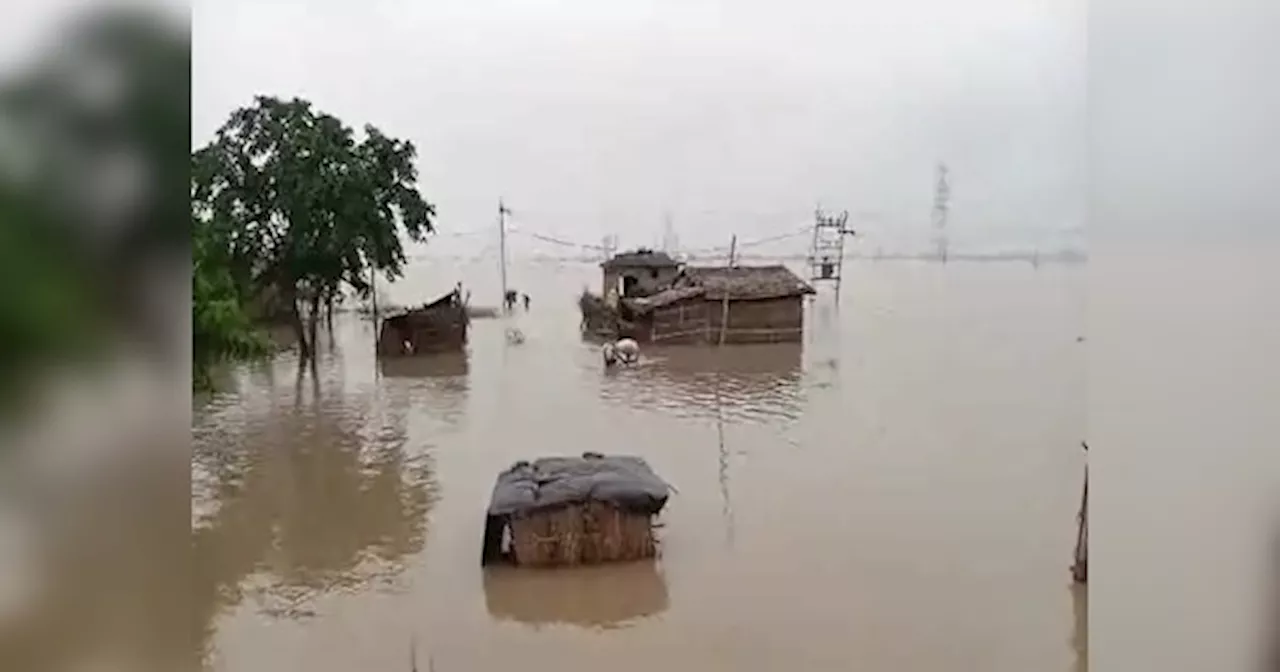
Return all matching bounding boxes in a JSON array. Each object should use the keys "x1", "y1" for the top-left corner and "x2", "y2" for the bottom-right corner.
[{"x1": 522, "y1": 293, "x2": 530, "y2": 311}]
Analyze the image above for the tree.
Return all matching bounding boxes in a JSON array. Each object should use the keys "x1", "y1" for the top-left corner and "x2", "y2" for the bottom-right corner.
[
  {"x1": 191, "y1": 96, "x2": 434, "y2": 360},
  {"x1": 192, "y1": 213, "x2": 269, "y2": 390}
]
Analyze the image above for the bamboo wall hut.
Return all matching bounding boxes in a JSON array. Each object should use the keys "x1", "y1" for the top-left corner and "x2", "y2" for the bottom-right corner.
[
  {"x1": 481, "y1": 453, "x2": 673, "y2": 567},
  {"x1": 376, "y1": 290, "x2": 468, "y2": 356},
  {"x1": 621, "y1": 265, "x2": 816, "y2": 344}
]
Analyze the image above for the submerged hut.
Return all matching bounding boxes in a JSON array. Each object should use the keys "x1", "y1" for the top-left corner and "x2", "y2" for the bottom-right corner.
[
  {"x1": 620, "y1": 265, "x2": 816, "y2": 344},
  {"x1": 376, "y1": 289, "x2": 468, "y2": 356},
  {"x1": 481, "y1": 453, "x2": 673, "y2": 567}
]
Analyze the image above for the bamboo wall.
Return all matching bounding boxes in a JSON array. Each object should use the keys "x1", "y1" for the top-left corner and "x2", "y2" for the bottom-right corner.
[
  {"x1": 505, "y1": 503, "x2": 658, "y2": 567},
  {"x1": 647, "y1": 295, "x2": 805, "y2": 344}
]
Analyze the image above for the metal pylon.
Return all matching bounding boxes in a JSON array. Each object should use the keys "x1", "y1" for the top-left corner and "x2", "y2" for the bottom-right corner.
[{"x1": 807, "y1": 209, "x2": 855, "y2": 301}]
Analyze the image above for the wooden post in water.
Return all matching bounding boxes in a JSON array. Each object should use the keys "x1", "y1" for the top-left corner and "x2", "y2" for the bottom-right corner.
[
  {"x1": 717, "y1": 234, "x2": 737, "y2": 347},
  {"x1": 713, "y1": 234, "x2": 737, "y2": 545},
  {"x1": 1072, "y1": 441, "x2": 1088, "y2": 583}
]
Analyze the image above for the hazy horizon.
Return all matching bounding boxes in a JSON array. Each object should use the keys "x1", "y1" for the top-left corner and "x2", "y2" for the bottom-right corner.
[{"x1": 193, "y1": 0, "x2": 1086, "y2": 259}]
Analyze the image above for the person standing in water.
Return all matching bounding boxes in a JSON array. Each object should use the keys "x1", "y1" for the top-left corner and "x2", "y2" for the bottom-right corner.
[{"x1": 522, "y1": 293, "x2": 530, "y2": 311}]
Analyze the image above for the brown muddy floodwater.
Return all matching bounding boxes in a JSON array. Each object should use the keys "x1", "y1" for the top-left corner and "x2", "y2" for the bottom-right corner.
[{"x1": 192, "y1": 259, "x2": 1086, "y2": 671}]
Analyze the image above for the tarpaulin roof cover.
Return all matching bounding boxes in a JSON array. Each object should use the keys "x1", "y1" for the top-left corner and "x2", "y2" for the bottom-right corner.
[{"x1": 488, "y1": 453, "x2": 672, "y2": 517}]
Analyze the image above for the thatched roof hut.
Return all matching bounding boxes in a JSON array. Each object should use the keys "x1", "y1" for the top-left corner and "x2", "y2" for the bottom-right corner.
[
  {"x1": 619, "y1": 264, "x2": 815, "y2": 344},
  {"x1": 376, "y1": 290, "x2": 468, "y2": 355},
  {"x1": 682, "y1": 264, "x2": 816, "y2": 299},
  {"x1": 481, "y1": 453, "x2": 673, "y2": 567}
]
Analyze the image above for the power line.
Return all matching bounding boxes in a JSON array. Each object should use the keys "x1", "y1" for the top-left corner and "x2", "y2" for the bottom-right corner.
[
  {"x1": 683, "y1": 225, "x2": 815, "y2": 254},
  {"x1": 409, "y1": 216, "x2": 821, "y2": 262},
  {"x1": 510, "y1": 229, "x2": 609, "y2": 250}
]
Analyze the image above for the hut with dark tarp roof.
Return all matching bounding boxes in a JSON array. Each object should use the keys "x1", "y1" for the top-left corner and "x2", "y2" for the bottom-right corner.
[
  {"x1": 481, "y1": 453, "x2": 673, "y2": 567},
  {"x1": 376, "y1": 289, "x2": 468, "y2": 355},
  {"x1": 619, "y1": 264, "x2": 815, "y2": 344}
]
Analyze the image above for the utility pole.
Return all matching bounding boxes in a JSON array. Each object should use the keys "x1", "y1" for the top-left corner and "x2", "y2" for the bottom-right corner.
[
  {"x1": 807, "y1": 208, "x2": 856, "y2": 301},
  {"x1": 718, "y1": 234, "x2": 737, "y2": 345},
  {"x1": 498, "y1": 199, "x2": 510, "y2": 311},
  {"x1": 713, "y1": 233, "x2": 738, "y2": 547}
]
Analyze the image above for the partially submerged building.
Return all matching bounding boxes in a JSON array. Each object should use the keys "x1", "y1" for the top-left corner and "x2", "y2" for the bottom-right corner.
[
  {"x1": 620, "y1": 265, "x2": 816, "y2": 344},
  {"x1": 481, "y1": 453, "x2": 673, "y2": 567},
  {"x1": 600, "y1": 249, "x2": 681, "y2": 298},
  {"x1": 376, "y1": 289, "x2": 468, "y2": 355}
]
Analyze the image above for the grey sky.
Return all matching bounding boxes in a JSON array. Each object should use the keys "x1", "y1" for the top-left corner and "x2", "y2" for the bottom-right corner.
[
  {"x1": 1090, "y1": 0, "x2": 1280, "y2": 248},
  {"x1": 193, "y1": 0, "x2": 1085, "y2": 255}
]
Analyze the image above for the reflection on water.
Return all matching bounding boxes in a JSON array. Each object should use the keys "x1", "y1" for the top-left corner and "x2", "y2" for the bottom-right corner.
[
  {"x1": 1073, "y1": 585, "x2": 1088, "y2": 672},
  {"x1": 189, "y1": 261, "x2": 1085, "y2": 671},
  {"x1": 192, "y1": 356, "x2": 439, "y2": 669},
  {"x1": 378, "y1": 351, "x2": 469, "y2": 379},
  {"x1": 378, "y1": 351, "x2": 470, "y2": 429},
  {"x1": 599, "y1": 343, "x2": 804, "y2": 424},
  {"x1": 483, "y1": 561, "x2": 669, "y2": 629}
]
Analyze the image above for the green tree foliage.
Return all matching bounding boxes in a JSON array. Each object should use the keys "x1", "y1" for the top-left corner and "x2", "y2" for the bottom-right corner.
[
  {"x1": 192, "y1": 214, "x2": 269, "y2": 390},
  {"x1": 191, "y1": 96, "x2": 435, "y2": 359}
]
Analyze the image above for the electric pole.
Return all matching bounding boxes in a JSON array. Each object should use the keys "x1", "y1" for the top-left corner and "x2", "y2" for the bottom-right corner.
[
  {"x1": 498, "y1": 199, "x2": 510, "y2": 311},
  {"x1": 807, "y1": 208, "x2": 856, "y2": 300}
]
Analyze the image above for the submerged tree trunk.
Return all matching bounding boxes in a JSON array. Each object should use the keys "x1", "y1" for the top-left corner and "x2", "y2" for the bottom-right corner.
[
  {"x1": 324, "y1": 288, "x2": 335, "y2": 333},
  {"x1": 307, "y1": 292, "x2": 322, "y2": 357},
  {"x1": 286, "y1": 286, "x2": 312, "y2": 361}
]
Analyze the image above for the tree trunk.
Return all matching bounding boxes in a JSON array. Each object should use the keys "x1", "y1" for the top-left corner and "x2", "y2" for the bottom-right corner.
[
  {"x1": 324, "y1": 290, "x2": 335, "y2": 332},
  {"x1": 286, "y1": 286, "x2": 312, "y2": 361},
  {"x1": 307, "y1": 293, "x2": 321, "y2": 357}
]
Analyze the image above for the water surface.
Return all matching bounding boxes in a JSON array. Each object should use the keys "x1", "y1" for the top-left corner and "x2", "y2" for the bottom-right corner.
[{"x1": 192, "y1": 259, "x2": 1086, "y2": 671}]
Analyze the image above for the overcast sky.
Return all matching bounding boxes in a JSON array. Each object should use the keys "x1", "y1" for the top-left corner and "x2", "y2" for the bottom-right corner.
[{"x1": 193, "y1": 0, "x2": 1085, "y2": 256}]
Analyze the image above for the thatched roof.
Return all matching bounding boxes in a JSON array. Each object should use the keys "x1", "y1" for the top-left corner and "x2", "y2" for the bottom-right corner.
[
  {"x1": 623, "y1": 286, "x2": 705, "y2": 312},
  {"x1": 622, "y1": 264, "x2": 814, "y2": 314},
  {"x1": 601, "y1": 249, "x2": 679, "y2": 270},
  {"x1": 683, "y1": 265, "x2": 815, "y2": 300}
]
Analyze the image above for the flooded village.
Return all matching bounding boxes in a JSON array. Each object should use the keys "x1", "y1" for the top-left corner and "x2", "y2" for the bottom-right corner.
[
  {"x1": 188, "y1": 5, "x2": 1088, "y2": 670},
  {"x1": 192, "y1": 245, "x2": 1087, "y2": 671}
]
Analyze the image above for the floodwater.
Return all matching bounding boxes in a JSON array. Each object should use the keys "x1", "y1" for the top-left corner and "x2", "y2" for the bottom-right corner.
[{"x1": 192, "y1": 259, "x2": 1086, "y2": 671}]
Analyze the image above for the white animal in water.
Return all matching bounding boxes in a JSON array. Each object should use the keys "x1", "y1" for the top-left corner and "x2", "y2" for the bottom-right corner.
[
  {"x1": 602, "y1": 338, "x2": 640, "y2": 367},
  {"x1": 505, "y1": 327, "x2": 526, "y2": 345}
]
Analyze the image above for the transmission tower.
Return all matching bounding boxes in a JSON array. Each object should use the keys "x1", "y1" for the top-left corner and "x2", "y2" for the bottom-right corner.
[
  {"x1": 807, "y1": 208, "x2": 856, "y2": 300},
  {"x1": 932, "y1": 163, "x2": 951, "y2": 263},
  {"x1": 661, "y1": 211, "x2": 679, "y2": 256},
  {"x1": 600, "y1": 234, "x2": 618, "y2": 262}
]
